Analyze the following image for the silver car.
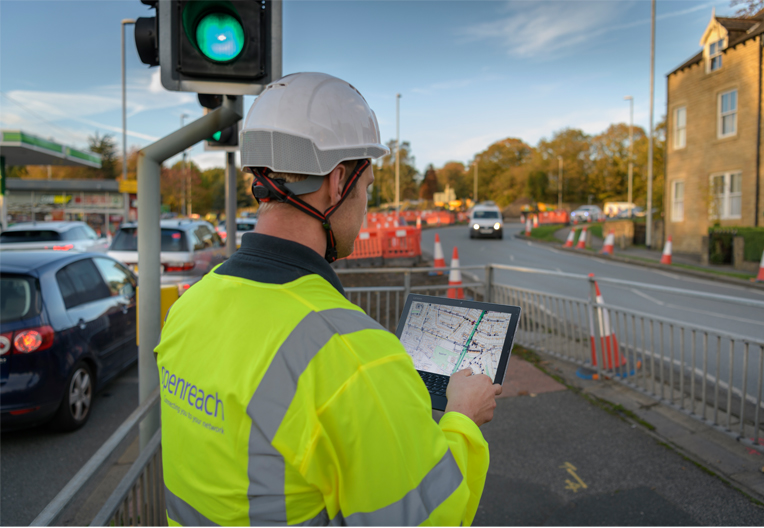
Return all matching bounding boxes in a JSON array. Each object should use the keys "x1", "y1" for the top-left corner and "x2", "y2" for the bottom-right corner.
[
  {"x1": 107, "y1": 219, "x2": 227, "y2": 294},
  {"x1": 0, "y1": 221, "x2": 110, "y2": 253},
  {"x1": 570, "y1": 205, "x2": 605, "y2": 223}
]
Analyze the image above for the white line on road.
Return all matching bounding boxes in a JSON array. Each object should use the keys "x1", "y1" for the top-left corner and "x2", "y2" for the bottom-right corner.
[
  {"x1": 630, "y1": 288, "x2": 665, "y2": 305},
  {"x1": 664, "y1": 303, "x2": 764, "y2": 326},
  {"x1": 548, "y1": 248, "x2": 561, "y2": 255},
  {"x1": 556, "y1": 268, "x2": 563, "y2": 273},
  {"x1": 509, "y1": 255, "x2": 515, "y2": 261}
]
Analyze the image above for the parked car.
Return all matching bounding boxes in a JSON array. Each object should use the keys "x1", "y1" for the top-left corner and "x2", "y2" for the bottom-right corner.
[
  {"x1": 1, "y1": 251, "x2": 137, "y2": 431},
  {"x1": 107, "y1": 219, "x2": 227, "y2": 294},
  {"x1": 0, "y1": 221, "x2": 110, "y2": 253},
  {"x1": 615, "y1": 206, "x2": 646, "y2": 219},
  {"x1": 570, "y1": 205, "x2": 605, "y2": 223},
  {"x1": 217, "y1": 217, "x2": 258, "y2": 248},
  {"x1": 469, "y1": 202, "x2": 504, "y2": 239}
]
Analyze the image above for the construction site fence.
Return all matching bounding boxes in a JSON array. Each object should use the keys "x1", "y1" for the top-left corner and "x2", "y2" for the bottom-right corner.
[
  {"x1": 37, "y1": 265, "x2": 764, "y2": 526},
  {"x1": 521, "y1": 210, "x2": 570, "y2": 225}
]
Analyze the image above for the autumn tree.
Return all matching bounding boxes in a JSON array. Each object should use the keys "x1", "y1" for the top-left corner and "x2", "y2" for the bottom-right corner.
[
  {"x1": 435, "y1": 162, "x2": 470, "y2": 200},
  {"x1": 473, "y1": 138, "x2": 534, "y2": 207},
  {"x1": 86, "y1": 133, "x2": 119, "y2": 179},
  {"x1": 535, "y1": 128, "x2": 591, "y2": 204},
  {"x1": 373, "y1": 140, "x2": 419, "y2": 205},
  {"x1": 418, "y1": 164, "x2": 439, "y2": 200}
]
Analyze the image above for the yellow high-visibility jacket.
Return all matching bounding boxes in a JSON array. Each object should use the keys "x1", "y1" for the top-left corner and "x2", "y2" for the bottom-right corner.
[{"x1": 155, "y1": 233, "x2": 490, "y2": 526}]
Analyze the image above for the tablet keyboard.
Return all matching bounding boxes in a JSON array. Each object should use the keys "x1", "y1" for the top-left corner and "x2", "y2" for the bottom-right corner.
[{"x1": 418, "y1": 371, "x2": 450, "y2": 397}]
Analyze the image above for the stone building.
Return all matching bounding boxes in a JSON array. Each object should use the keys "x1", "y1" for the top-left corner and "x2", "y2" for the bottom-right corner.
[{"x1": 666, "y1": 9, "x2": 764, "y2": 254}]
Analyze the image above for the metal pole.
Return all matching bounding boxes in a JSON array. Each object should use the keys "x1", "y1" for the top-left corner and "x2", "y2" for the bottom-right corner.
[
  {"x1": 122, "y1": 19, "x2": 135, "y2": 227},
  {"x1": 0, "y1": 155, "x2": 7, "y2": 230},
  {"x1": 225, "y1": 151, "x2": 237, "y2": 257},
  {"x1": 473, "y1": 159, "x2": 478, "y2": 204},
  {"x1": 395, "y1": 93, "x2": 401, "y2": 214},
  {"x1": 646, "y1": 0, "x2": 655, "y2": 247},
  {"x1": 137, "y1": 96, "x2": 242, "y2": 450},
  {"x1": 180, "y1": 113, "x2": 188, "y2": 217},
  {"x1": 557, "y1": 155, "x2": 563, "y2": 211},
  {"x1": 624, "y1": 95, "x2": 634, "y2": 217}
]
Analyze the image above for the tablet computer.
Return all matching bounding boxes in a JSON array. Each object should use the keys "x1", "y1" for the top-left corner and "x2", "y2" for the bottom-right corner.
[{"x1": 395, "y1": 294, "x2": 521, "y2": 411}]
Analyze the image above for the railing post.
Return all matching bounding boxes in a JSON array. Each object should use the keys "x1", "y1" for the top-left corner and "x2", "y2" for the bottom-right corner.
[
  {"x1": 404, "y1": 270, "x2": 411, "y2": 300},
  {"x1": 484, "y1": 265, "x2": 493, "y2": 303}
]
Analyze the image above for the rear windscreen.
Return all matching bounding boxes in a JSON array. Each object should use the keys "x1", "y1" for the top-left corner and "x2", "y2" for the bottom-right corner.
[
  {"x1": 0, "y1": 230, "x2": 61, "y2": 243},
  {"x1": 111, "y1": 228, "x2": 188, "y2": 252},
  {"x1": 473, "y1": 211, "x2": 499, "y2": 219},
  {"x1": 0, "y1": 275, "x2": 42, "y2": 323}
]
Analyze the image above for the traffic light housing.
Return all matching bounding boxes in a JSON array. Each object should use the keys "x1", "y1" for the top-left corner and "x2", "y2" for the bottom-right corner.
[
  {"x1": 135, "y1": 0, "x2": 282, "y2": 96},
  {"x1": 201, "y1": 96, "x2": 241, "y2": 151}
]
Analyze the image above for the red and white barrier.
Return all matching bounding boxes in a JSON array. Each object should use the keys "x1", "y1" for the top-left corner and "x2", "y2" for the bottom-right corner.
[
  {"x1": 575, "y1": 227, "x2": 587, "y2": 250},
  {"x1": 447, "y1": 247, "x2": 464, "y2": 299},
  {"x1": 601, "y1": 230, "x2": 615, "y2": 255},
  {"x1": 588, "y1": 275, "x2": 624, "y2": 370},
  {"x1": 563, "y1": 230, "x2": 575, "y2": 248},
  {"x1": 660, "y1": 236, "x2": 673, "y2": 265}
]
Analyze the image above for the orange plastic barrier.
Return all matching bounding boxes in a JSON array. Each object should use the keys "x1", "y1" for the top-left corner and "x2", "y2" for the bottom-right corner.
[
  {"x1": 537, "y1": 211, "x2": 569, "y2": 225},
  {"x1": 381, "y1": 226, "x2": 421, "y2": 259},
  {"x1": 346, "y1": 229, "x2": 383, "y2": 260}
]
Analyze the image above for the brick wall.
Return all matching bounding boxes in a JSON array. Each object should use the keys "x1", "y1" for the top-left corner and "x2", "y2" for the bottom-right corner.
[{"x1": 666, "y1": 36, "x2": 764, "y2": 255}]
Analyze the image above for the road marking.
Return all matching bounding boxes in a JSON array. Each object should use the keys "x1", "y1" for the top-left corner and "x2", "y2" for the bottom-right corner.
[
  {"x1": 664, "y1": 303, "x2": 764, "y2": 326},
  {"x1": 509, "y1": 255, "x2": 515, "y2": 262},
  {"x1": 556, "y1": 268, "x2": 563, "y2": 273},
  {"x1": 548, "y1": 248, "x2": 561, "y2": 255},
  {"x1": 630, "y1": 288, "x2": 665, "y2": 306},
  {"x1": 560, "y1": 462, "x2": 587, "y2": 493}
]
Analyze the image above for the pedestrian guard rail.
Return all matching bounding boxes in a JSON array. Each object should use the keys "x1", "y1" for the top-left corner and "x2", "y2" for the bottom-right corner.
[{"x1": 38, "y1": 263, "x2": 764, "y2": 526}]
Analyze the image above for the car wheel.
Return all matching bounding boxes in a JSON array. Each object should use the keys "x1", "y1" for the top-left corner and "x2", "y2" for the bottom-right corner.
[
  {"x1": 498, "y1": 232, "x2": 503, "y2": 240},
  {"x1": 50, "y1": 362, "x2": 94, "y2": 431},
  {"x1": 469, "y1": 231, "x2": 474, "y2": 239}
]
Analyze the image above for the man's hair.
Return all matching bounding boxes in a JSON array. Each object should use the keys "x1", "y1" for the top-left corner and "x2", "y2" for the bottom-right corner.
[{"x1": 257, "y1": 160, "x2": 361, "y2": 214}]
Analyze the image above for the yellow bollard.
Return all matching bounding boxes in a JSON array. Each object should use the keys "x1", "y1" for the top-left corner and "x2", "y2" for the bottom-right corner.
[{"x1": 136, "y1": 284, "x2": 180, "y2": 346}]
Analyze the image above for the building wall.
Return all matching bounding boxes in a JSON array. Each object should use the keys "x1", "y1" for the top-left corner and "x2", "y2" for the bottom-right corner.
[{"x1": 666, "y1": 36, "x2": 763, "y2": 254}]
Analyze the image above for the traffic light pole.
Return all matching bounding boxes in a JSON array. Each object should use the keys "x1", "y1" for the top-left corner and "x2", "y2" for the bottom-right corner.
[
  {"x1": 136, "y1": 95, "x2": 242, "y2": 450},
  {"x1": 225, "y1": 152, "x2": 237, "y2": 257}
]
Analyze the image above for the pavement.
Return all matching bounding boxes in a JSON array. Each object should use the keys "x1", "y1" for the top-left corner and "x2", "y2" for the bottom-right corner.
[{"x1": 466, "y1": 351, "x2": 764, "y2": 526}]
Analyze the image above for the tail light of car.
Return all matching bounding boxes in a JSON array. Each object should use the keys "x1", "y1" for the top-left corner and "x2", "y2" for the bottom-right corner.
[
  {"x1": 53, "y1": 244, "x2": 74, "y2": 251},
  {"x1": 9, "y1": 326, "x2": 55, "y2": 354},
  {"x1": 164, "y1": 262, "x2": 195, "y2": 273},
  {"x1": 0, "y1": 332, "x2": 12, "y2": 355}
]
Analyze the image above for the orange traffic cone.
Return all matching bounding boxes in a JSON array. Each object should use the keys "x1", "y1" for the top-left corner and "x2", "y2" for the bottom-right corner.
[
  {"x1": 416, "y1": 216, "x2": 421, "y2": 229},
  {"x1": 575, "y1": 227, "x2": 587, "y2": 249},
  {"x1": 660, "y1": 236, "x2": 673, "y2": 264},
  {"x1": 447, "y1": 247, "x2": 464, "y2": 299},
  {"x1": 563, "y1": 229, "x2": 575, "y2": 248},
  {"x1": 433, "y1": 234, "x2": 446, "y2": 275},
  {"x1": 588, "y1": 274, "x2": 625, "y2": 371},
  {"x1": 525, "y1": 219, "x2": 532, "y2": 236},
  {"x1": 601, "y1": 230, "x2": 615, "y2": 255},
  {"x1": 532, "y1": 215, "x2": 539, "y2": 228},
  {"x1": 756, "y1": 250, "x2": 764, "y2": 281}
]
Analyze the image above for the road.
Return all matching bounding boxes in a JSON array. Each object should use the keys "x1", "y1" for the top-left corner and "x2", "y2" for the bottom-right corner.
[
  {"x1": 422, "y1": 223, "x2": 764, "y2": 396},
  {"x1": 0, "y1": 363, "x2": 139, "y2": 527}
]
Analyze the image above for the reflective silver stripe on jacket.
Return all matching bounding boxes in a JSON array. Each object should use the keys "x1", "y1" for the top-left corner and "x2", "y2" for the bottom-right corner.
[
  {"x1": 247, "y1": 308, "x2": 386, "y2": 525},
  {"x1": 165, "y1": 485, "x2": 219, "y2": 526}
]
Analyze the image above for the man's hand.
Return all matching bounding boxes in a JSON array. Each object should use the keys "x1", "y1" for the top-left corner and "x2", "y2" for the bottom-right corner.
[{"x1": 444, "y1": 369, "x2": 502, "y2": 427}]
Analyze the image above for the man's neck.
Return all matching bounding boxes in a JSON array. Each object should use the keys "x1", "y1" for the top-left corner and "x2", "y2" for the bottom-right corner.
[{"x1": 253, "y1": 207, "x2": 327, "y2": 258}]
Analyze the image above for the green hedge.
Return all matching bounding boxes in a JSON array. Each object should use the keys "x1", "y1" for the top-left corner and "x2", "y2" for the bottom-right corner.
[{"x1": 709, "y1": 227, "x2": 764, "y2": 262}]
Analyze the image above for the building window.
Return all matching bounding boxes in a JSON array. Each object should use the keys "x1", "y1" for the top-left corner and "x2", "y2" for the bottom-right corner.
[
  {"x1": 710, "y1": 172, "x2": 742, "y2": 220},
  {"x1": 671, "y1": 180, "x2": 684, "y2": 222},
  {"x1": 673, "y1": 106, "x2": 686, "y2": 149},
  {"x1": 718, "y1": 90, "x2": 737, "y2": 138},
  {"x1": 709, "y1": 38, "x2": 724, "y2": 71}
]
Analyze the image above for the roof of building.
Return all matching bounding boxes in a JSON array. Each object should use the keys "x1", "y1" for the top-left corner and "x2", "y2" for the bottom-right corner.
[
  {"x1": 669, "y1": 9, "x2": 764, "y2": 76},
  {"x1": 0, "y1": 130, "x2": 101, "y2": 168}
]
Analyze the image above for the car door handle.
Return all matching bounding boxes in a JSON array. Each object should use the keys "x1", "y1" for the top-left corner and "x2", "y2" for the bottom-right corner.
[{"x1": 78, "y1": 319, "x2": 87, "y2": 330}]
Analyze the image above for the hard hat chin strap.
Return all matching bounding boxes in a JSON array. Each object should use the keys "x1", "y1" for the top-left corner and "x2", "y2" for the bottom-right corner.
[{"x1": 249, "y1": 159, "x2": 370, "y2": 263}]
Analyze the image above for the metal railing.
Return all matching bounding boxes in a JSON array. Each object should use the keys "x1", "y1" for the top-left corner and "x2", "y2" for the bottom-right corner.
[{"x1": 338, "y1": 264, "x2": 764, "y2": 452}]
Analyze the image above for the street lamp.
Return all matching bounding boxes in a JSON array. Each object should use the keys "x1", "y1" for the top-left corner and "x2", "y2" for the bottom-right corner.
[
  {"x1": 646, "y1": 0, "x2": 656, "y2": 248},
  {"x1": 395, "y1": 93, "x2": 401, "y2": 214},
  {"x1": 624, "y1": 96, "x2": 634, "y2": 218},
  {"x1": 180, "y1": 113, "x2": 189, "y2": 216},
  {"x1": 121, "y1": 19, "x2": 135, "y2": 225},
  {"x1": 473, "y1": 157, "x2": 478, "y2": 205},
  {"x1": 557, "y1": 155, "x2": 563, "y2": 211}
]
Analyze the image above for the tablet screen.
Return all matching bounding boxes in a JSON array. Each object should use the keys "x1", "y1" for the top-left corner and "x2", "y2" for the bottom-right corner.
[{"x1": 399, "y1": 300, "x2": 513, "y2": 381}]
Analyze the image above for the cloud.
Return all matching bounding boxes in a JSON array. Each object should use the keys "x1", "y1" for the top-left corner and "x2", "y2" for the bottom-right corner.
[{"x1": 460, "y1": 0, "x2": 716, "y2": 59}]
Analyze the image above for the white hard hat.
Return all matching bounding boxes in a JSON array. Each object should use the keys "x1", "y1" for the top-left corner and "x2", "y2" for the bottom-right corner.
[{"x1": 240, "y1": 72, "x2": 390, "y2": 176}]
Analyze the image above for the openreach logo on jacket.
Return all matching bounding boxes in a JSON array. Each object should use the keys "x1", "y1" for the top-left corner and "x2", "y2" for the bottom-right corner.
[{"x1": 161, "y1": 365, "x2": 225, "y2": 434}]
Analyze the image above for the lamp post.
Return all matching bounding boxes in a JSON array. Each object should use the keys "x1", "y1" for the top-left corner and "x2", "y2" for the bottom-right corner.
[
  {"x1": 395, "y1": 93, "x2": 401, "y2": 214},
  {"x1": 473, "y1": 158, "x2": 478, "y2": 205},
  {"x1": 557, "y1": 155, "x2": 563, "y2": 211},
  {"x1": 646, "y1": 0, "x2": 655, "y2": 247},
  {"x1": 121, "y1": 19, "x2": 135, "y2": 225},
  {"x1": 180, "y1": 113, "x2": 189, "y2": 216},
  {"x1": 624, "y1": 96, "x2": 634, "y2": 218}
]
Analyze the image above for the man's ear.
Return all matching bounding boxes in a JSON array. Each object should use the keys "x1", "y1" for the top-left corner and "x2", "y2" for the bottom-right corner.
[{"x1": 327, "y1": 163, "x2": 346, "y2": 207}]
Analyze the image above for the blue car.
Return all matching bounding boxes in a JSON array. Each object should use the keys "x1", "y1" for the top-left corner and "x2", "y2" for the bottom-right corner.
[{"x1": 1, "y1": 251, "x2": 138, "y2": 431}]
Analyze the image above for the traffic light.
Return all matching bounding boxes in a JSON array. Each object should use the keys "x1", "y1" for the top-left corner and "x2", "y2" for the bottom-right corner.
[
  {"x1": 135, "y1": 1, "x2": 281, "y2": 96},
  {"x1": 201, "y1": 96, "x2": 241, "y2": 151}
]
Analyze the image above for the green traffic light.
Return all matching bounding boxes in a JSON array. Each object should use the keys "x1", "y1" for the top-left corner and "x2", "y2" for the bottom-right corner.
[
  {"x1": 196, "y1": 12, "x2": 244, "y2": 62},
  {"x1": 212, "y1": 131, "x2": 222, "y2": 141}
]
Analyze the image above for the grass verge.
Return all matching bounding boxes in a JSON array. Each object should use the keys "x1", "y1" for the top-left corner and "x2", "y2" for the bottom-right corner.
[{"x1": 528, "y1": 224, "x2": 562, "y2": 243}]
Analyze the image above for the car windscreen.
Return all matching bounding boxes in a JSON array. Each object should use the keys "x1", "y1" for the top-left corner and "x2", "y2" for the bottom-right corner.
[
  {"x1": 0, "y1": 275, "x2": 42, "y2": 323},
  {"x1": 110, "y1": 228, "x2": 188, "y2": 252},
  {"x1": 473, "y1": 211, "x2": 500, "y2": 219},
  {"x1": 236, "y1": 223, "x2": 256, "y2": 231},
  {"x1": 0, "y1": 230, "x2": 62, "y2": 243}
]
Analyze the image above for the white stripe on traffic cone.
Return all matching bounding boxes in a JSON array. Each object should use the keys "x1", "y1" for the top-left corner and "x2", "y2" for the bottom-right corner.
[
  {"x1": 660, "y1": 236, "x2": 673, "y2": 264},
  {"x1": 601, "y1": 230, "x2": 615, "y2": 255},
  {"x1": 447, "y1": 247, "x2": 464, "y2": 299},
  {"x1": 563, "y1": 229, "x2": 575, "y2": 248},
  {"x1": 575, "y1": 227, "x2": 587, "y2": 249},
  {"x1": 433, "y1": 233, "x2": 446, "y2": 275}
]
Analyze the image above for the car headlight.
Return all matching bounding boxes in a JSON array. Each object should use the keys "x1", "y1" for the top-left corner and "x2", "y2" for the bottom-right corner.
[
  {"x1": 494, "y1": 223, "x2": 501, "y2": 230},
  {"x1": 473, "y1": 224, "x2": 480, "y2": 230}
]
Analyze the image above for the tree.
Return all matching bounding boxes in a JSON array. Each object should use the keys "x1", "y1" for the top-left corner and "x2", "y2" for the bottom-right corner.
[
  {"x1": 731, "y1": 0, "x2": 764, "y2": 17},
  {"x1": 536, "y1": 128, "x2": 591, "y2": 204},
  {"x1": 87, "y1": 133, "x2": 119, "y2": 180},
  {"x1": 373, "y1": 140, "x2": 419, "y2": 205},
  {"x1": 435, "y1": 162, "x2": 470, "y2": 200},
  {"x1": 418, "y1": 165, "x2": 439, "y2": 200},
  {"x1": 473, "y1": 138, "x2": 534, "y2": 207}
]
